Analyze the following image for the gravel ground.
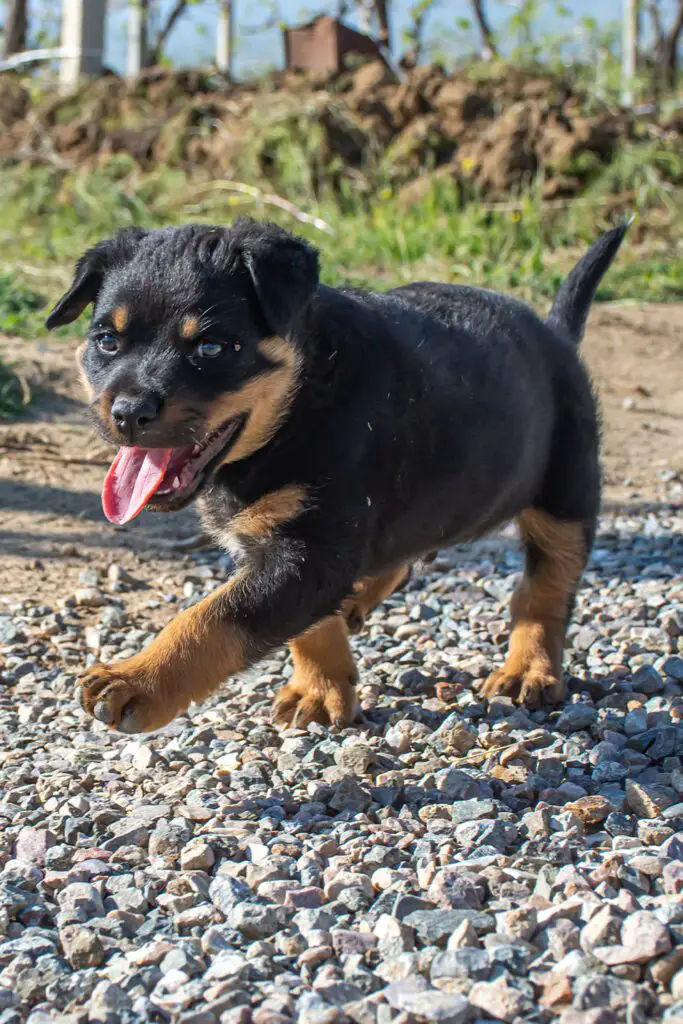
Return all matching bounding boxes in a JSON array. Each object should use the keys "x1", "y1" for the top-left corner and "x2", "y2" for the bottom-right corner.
[{"x1": 1, "y1": 504, "x2": 682, "y2": 1024}]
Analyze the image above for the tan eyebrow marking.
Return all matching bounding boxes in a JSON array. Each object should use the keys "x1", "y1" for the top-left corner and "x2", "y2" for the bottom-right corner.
[
  {"x1": 112, "y1": 306, "x2": 128, "y2": 332},
  {"x1": 181, "y1": 316, "x2": 200, "y2": 340}
]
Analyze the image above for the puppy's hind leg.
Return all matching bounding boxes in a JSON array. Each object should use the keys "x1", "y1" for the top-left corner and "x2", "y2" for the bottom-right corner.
[
  {"x1": 341, "y1": 564, "x2": 411, "y2": 634},
  {"x1": 482, "y1": 375, "x2": 600, "y2": 710},
  {"x1": 480, "y1": 508, "x2": 590, "y2": 708}
]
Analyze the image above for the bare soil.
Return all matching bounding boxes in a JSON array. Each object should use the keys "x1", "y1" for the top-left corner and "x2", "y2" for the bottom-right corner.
[
  {"x1": 0, "y1": 62, "x2": 636, "y2": 201},
  {"x1": 1, "y1": 303, "x2": 681, "y2": 606}
]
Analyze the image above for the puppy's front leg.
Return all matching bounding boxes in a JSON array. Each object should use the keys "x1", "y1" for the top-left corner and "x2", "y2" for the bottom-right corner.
[
  {"x1": 275, "y1": 615, "x2": 359, "y2": 730},
  {"x1": 79, "y1": 545, "x2": 358, "y2": 734},
  {"x1": 79, "y1": 571, "x2": 251, "y2": 733}
]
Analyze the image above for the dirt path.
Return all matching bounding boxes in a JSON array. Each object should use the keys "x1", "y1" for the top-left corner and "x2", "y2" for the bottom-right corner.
[{"x1": 1, "y1": 304, "x2": 682, "y2": 605}]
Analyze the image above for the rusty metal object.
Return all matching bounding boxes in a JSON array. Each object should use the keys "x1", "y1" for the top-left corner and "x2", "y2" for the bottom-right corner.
[{"x1": 283, "y1": 14, "x2": 384, "y2": 76}]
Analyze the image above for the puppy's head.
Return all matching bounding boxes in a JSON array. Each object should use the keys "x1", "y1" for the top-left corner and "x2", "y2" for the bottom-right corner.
[{"x1": 47, "y1": 219, "x2": 319, "y2": 524}]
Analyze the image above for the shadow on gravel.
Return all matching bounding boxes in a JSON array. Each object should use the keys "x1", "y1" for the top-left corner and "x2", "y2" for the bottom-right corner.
[
  {"x1": 0, "y1": 528, "x2": 202, "y2": 561},
  {"x1": 0, "y1": 477, "x2": 200, "y2": 545},
  {"x1": 0, "y1": 480, "x2": 106, "y2": 520}
]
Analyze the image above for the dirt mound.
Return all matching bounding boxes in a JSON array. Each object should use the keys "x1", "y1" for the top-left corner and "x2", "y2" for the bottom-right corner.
[{"x1": 0, "y1": 61, "x2": 672, "y2": 200}]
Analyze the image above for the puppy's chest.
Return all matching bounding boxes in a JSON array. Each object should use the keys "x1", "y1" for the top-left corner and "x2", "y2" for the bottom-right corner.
[
  {"x1": 198, "y1": 490, "x2": 252, "y2": 562},
  {"x1": 198, "y1": 481, "x2": 307, "y2": 566}
]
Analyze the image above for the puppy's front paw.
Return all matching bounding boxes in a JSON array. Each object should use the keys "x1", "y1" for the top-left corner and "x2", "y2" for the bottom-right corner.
[
  {"x1": 479, "y1": 661, "x2": 565, "y2": 708},
  {"x1": 79, "y1": 660, "x2": 182, "y2": 734},
  {"x1": 273, "y1": 676, "x2": 357, "y2": 730}
]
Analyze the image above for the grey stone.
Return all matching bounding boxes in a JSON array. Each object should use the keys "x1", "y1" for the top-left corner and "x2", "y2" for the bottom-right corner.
[
  {"x1": 430, "y1": 947, "x2": 490, "y2": 981},
  {"x1": 385, "y1": 977, "x2": 469, "y2": 1022},
  {"x1": 209, "y1": 875, "x2": 253, "y2": 917},
  {"x1": 454, "y1": 819, "x2": 511, "y2": 851},
  {"x1": 328, "y1": 775, "x2": 372, "y2": 813},
  {"x1": 434, "y1": 767, "x2": 491, "y2": 801},
  {"x1": 663, "y1": 656, "x2": 683, "y2": 682},
  {"x1": 228, "y1": 902, "x2": 280, "y2": 939},
  {"x1": 89, "y1": 980, "x2": 133, "y2": 1021},
  {"x1": 450, "y1": 799, "x2": 496, "y2": 824},
  {"x1": 404, "y1": 908, "x2": 494, "y2": 944},
  {"x1": 335, "y1": 744, "x2": 375, "y2": 775},
  {"x1": 57, "y1": 883, "x2": 105, "y2": 918},
  {"x1": 632, "y1": 664, "x2": 664, "y2": 694},
  {"x1": 556, "y1": 704, "x2": 598, "y2": 733}
]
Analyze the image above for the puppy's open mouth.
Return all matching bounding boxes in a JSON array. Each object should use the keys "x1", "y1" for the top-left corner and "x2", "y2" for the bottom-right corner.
[{"x1": 102, "y1": 418, "x2": 243, "y2": 525}]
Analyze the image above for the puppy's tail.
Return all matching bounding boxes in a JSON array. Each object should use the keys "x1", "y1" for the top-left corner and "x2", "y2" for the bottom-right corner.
[{"x1": 547, "y1": 220, "x2": 631, "y2": 345}]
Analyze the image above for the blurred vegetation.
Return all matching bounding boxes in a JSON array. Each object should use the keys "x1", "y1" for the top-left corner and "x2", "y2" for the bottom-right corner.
[{"x1": 0, "y1": 130, "x2": 680, "y2": 348}]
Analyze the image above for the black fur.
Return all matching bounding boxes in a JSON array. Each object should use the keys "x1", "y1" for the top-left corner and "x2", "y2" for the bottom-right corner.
[
  {"x1": 47, "y1": 217, "x2": 627, "y2": 692},
  {"x1": 45, "y1": 228, "x2": 148, "y2": 329},
  {"x1": 547, "y1": 223, "x2": 630, "y2": 345}
]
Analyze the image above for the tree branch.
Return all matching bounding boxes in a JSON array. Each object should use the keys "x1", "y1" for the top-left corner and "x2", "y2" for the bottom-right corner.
[
  {"x1": 647, "y1": 0, "x2": 664, "y2": 51},
  {"x1": 403, "y1": 0, "x2": 438, "y2": 65},
  {"x1": 375, "y1": 0, "x2": 390, "y2": 49},
  {"x1": 663, "y1": 0, "x2": 683, "y2": 86},
  {"x1": 241, "y1": 4, "x2": 281, "y2": 37},
  {"x1": 149, "y1": 0, "x2": 189, "y2": 65},
  {"x1": 469, "y1": 0, "x2": 497, "y2": 59}
]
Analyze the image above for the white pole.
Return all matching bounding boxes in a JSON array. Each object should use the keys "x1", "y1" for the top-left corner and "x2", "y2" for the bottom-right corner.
[
  {"x1": 622, "y1": 0, "x2": 637, "y2": 106},
  {"x1": 216, "y1": 0, "x2": 234, "y2": 76},
  {"x1": 127, "y1": 0, "x2": 148, "y2": 78},
  {"x1": 60, "y1": 0, "x2": 106, "y2": 91}
]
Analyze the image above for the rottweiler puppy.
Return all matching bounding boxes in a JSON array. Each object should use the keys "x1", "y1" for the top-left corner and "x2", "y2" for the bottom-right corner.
[{"x1": 46, "y1": 218, "x2": 627, "y2": 734}]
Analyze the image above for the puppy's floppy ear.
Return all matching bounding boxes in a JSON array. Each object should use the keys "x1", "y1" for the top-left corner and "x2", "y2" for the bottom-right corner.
[
  {"x1": 45, "y1": 227, "x2": 147, "y2": 329},
  {"x1": 229, "y1": 218, "x2": 319, "y2": 337}
]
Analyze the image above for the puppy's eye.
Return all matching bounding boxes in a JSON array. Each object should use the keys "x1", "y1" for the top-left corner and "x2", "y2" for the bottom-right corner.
[
  {"x1": 96, "y1": 333, "x2": 119, "y2": 355},
  {"x1": 195, "y1": 340, "x2": 225, "y2": 359}
]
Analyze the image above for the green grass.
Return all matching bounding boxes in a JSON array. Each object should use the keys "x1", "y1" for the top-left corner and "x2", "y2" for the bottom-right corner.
[
  {"x1": 0, "y1": 357, "x2": 25, "y2": 420},
  {"x1": 0, "y1": 138, "x2": 681, "y2": 346},
  {"x1": 0, "y1": 274, "x2": 43, "y2": 417},
  {"x1": 0, "y1": 272, "x2": 46, "y2": 336}
]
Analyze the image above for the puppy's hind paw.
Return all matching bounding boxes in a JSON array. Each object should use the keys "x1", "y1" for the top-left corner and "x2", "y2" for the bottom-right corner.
[
  {"x1": 479, "y1": 664, "x2": 565, "y2": 709},
  {"x1": 273, "y1": 677, "x2": 357, "y2": 730}
]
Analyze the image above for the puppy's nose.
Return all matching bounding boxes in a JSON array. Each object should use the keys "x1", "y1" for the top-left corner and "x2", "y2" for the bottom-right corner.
[{"x1": 111, "y1": 394, "x2": 160, "y2": 439}]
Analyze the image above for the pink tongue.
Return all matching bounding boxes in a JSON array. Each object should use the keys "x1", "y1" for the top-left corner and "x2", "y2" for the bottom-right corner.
[{"x1": 102, "y1": 447, "x2": 173, "y2": 525}]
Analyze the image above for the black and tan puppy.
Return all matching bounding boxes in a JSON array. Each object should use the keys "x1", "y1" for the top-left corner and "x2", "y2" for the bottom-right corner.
[{"x1": 46, "y1": 218, "x2": 627, "y2": 734}]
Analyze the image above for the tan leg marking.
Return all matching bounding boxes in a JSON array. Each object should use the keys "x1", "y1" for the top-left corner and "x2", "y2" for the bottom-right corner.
[
  {"x1": 274, "y1": 616, "x2": 358, "y2": 729},
  {"x1": 230, "y1": 485, "x2": 308, "y2": 539},
  {"x1": 480, "y1": 508, "x2": 585, "y2": 707},
  {"x1": 203, "y1": 484, "x2": 308, "y2": 565},
  {"x1": 273, "y1": 564, "x2": 410, "y2": 729},
  {"x1": 341, "y1": 564, "x2": 411, "y2": 634},
  {"x1": 79, "y1": 572, "x2": 248, "y2": 733}
]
